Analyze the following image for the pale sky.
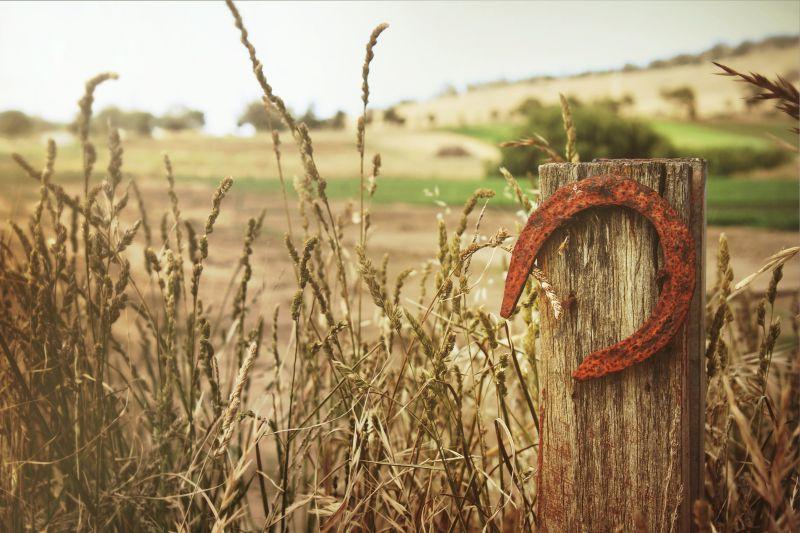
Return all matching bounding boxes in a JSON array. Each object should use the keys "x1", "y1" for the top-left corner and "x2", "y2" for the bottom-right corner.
[{"x1": 1, "y1": 1, "x2": 798, "y2": 135}]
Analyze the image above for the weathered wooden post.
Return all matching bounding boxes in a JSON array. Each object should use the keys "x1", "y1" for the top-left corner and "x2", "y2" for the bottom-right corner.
[{"x1": 507, "y1": 160, "x2": 705, "y2": 531}]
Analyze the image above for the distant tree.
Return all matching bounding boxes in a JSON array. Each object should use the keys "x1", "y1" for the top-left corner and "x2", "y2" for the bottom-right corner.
[
  {"x1": 513, "y1": 97, "x2": 544, "y2": 117},
  {"x1": 95, "y1": 106, "x2": 123, "y2": 130},
  {"x1": 732, "y1": 40, "x2": 755, "y2": 56},
  {"x1": 158, "y1": 107, "x2": 205, "y2": 132},
  {"x1": 127, "y1": 112, "x2": 156, "y2": 136},
  {"x1": 298, "y1": 105, "x2": 322, "y2": 129},
  {"x1": 298, "y1": 106, "x2": 349, "y2": 129},
  {"x1": 743, "y1": 84, "x2": 765, "y2": 112},
  {"x1": 0, "y1": 110, "x2": 35, "y2": 137},
  {"x1": 670, "y1": 54, "x2": 700, "y2": 67},
  {"x1": 620, "y1": 94, "x2": 635, "y2": 108},
  {"x1": 661, "y1": 86, "x2": 697, "y2": 120},
  {"x1": 238, "y1": 101, "x2": 345, "y2": 131},
  {"x1": 327, "y1": 110, "x2": 346, "y2": 130},
  {"x1": 383, "y1": 106, "x2": 406, "y2": 126},
  {"x1": 237, "y1": 100, "x2": 288, "y2": 132},
  {"x1": 427, "y1": 113, "x2": 437, "y2": 127},
  {"x1": 96, "y1": 106, "x2": 156, "y2": 136},
  {"x1": 703, "y1": 43, "x2": 732, "y2": 61},
  {"x1": 595, "y1": 94, "x2": 636, "y2": 113}
]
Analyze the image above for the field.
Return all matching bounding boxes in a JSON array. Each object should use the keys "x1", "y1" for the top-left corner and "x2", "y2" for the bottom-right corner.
[
  {"x1": 1, "y1": 121, "x2": 797, "y2": 328},
  {"x1": 2, "y1": 3, "x2": 798, "y2": 531},
  {"x1": 3, "y1": 122, "x2": 797, "y2": 231},
  {"x1": 0, "y1": 129, "x2": 498, "y2": 183},
  {"x1": 1, "y1": 123, "x2": 797, "y2": 322},
  {"x1": 449, "y1": 117, "x2": 799, "y2": 229}
]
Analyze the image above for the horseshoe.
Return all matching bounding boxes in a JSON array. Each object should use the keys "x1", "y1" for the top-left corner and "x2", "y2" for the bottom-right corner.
[{"x1": 500, "y1": 175, "x2": 695, "y2": 381}]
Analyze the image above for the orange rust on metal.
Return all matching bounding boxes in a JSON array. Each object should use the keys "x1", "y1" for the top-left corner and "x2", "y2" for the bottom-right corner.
[{"x1": 501, "y1": 174, "x2": 696, "y2": 380}]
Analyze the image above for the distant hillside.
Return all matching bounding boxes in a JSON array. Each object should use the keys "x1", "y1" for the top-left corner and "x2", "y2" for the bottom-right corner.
[{"x1": 389, "y1": 36, "x2": 799, "y2": 129}]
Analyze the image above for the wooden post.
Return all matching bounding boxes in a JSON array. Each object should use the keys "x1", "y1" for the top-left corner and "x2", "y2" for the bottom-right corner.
[{"x1": 535, "y1": 160, "x2": 705, "y2": 532}]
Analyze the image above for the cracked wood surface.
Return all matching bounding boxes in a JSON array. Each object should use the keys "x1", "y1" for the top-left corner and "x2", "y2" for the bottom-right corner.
[
  {"x1": 501, "y1": 175, "x2": 696, "y2": 380},
  {"x1": 535, "y1": 160, "x2": 705, "y2": 532}
]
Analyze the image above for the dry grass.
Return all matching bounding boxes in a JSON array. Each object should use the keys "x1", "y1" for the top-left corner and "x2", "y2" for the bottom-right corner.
[
  {"x1": 713, "y1": 61, "x2": 800, "y2": 133},
  {"x1": 701, "y1": 235, "x2": 799, "y2": 530},
  {"x1": 1, "y1": 3, "x2": 797, "y2": 531}
]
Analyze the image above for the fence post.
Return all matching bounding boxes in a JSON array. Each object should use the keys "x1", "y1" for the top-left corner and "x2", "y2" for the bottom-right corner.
[{"x1": 535, "y1": 159, "x2": 705, "y2": 532}]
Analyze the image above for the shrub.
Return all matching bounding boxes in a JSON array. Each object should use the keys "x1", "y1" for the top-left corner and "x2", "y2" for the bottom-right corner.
[
  {"x1": 237, "y1": 99, "x2": 290, "y2": 131},
  {"x1": 691, "y1": 145, "x2": 792, "y2": 175},
  {"x1": 0, "y1": 110, "x2": 35, "y2": 137},
  {"x1": 327, "y1": 109, "x2": 347, "y2": 130},
  {"x1": 593, "y1": 93, "x2": 635, "y2": 113},
  {"x1": 661, "y1": 86, "x2": 698, "y2": 120},
  {"x1": 383, "y1": 105, "x2": 406, "y2": 125},
  {"x1": 95, "y1": 106, "x2": 157, "y2": 136},
  {"x1": 498, "y1": 103, "x2": 674, "y2": 177},
  {"x1": 436, "y1": 144, "x2": 471, "y2": 157},
  {"x1": 237, "y1": 101, "x2": 345, "y2": 131},
  {"x1": 157, "y1": 106, "x2": 205, "y2": 132}
]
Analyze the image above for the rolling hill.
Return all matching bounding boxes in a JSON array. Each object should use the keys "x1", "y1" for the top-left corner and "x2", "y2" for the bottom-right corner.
[{"x1": 389, "y1": 37, "x2": 799, "y2": 129}]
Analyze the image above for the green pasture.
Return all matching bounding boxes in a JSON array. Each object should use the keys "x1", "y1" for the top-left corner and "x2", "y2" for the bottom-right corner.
[
  {"x1": 648, "y1": 119, "x2": 794, "y2": 150},
  {"x1": 217, "y1": 175, "x2": 799, "y2": 231}
]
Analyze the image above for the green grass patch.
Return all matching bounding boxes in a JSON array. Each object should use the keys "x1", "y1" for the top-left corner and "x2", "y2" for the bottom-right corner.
[
  {"x1": 649, "y1": 119, "x2": 772, "y2": 149},
  {"x1": 707, "y1": 178, "x2": 799, "y2": 230},
  {"x1": 702, "y1": 119, "x2": 796, "y2": 145},
  {"x1": 445, "y1": 123, "x2": 518, "y2": 145},
  {"x1": 648, "y1": 118, "x2": 796, "y2": 150},
  {"x1": 204, "y1": 175, "x2": 520, "y2": 207},
  {"x1": 192, "y1": 175, "x2": 798, "y2": 231}
]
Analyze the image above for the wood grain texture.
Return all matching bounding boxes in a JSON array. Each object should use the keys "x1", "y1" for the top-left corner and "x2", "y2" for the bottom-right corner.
[{"x1": 535, "y1": 160, "x2": 705, "y2": 532}]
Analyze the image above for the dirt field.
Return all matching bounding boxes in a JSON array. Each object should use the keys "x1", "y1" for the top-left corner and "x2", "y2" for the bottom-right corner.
[
  {"x1": 2, "y1": 174, "x2": 795, "y2": 323},
  {"x1": 2, "y1": 177, "x2": 795, "y2": 327},
  {"x1": 111, "y1": 180, "x2": 799, "y2": 335}
]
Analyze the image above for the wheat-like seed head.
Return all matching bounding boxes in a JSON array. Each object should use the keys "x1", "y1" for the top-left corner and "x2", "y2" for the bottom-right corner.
[
  {"x1": 215, "y1": 341, "x2": 259, "y2": 458},
  {"x1": 559, "y1": 93, "x2": 580, "y2": 163},
  {"x1": 76, "y1": 72, "x2": 118, "y2": 144}
]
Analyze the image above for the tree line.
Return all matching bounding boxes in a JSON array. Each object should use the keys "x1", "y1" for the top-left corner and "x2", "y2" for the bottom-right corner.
[
  {"x1": 0, "y1": 100, "x2": 364, "y2": 138},
  {"x1": 0, "y1": 106, "x2": 206, "y2": 138}
]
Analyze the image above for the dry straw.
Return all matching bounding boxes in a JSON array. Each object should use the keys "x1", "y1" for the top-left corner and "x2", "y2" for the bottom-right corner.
[
  {"x1": 215, "y1": 342, "x2": 259, "y2": 457},
  {"x1": 500, "y1": 133, "x2": 565, "y2": 163},
  {"x1": 714, "y1": 61, "x2": 800, "y2": 131},
  {"x1": 559, "y1": 93, "x2": 580, "y2": 163}
]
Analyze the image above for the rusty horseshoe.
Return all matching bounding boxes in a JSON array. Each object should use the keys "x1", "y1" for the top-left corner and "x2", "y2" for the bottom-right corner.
[{"x1": 500, "y1": 175, "x2": 696, "y2": 381}]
